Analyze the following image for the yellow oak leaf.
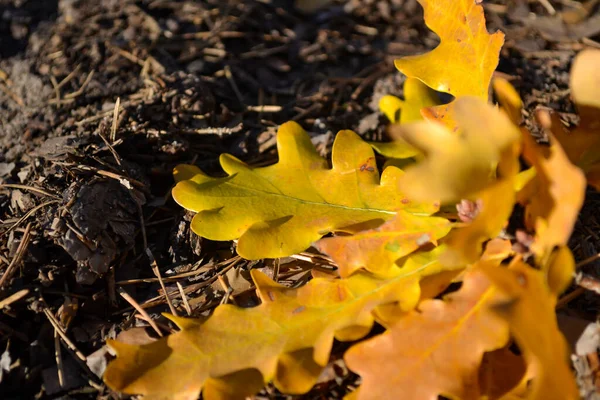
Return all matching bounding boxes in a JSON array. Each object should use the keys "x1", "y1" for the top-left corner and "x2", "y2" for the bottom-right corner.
[
  {"x1": 517, "y1": 131, "x2": 586, "y2": 262},
  {"x1": 492, "y1": 77, "x2": 523, "y2": 126},
  {"x1": 379, "y1": 77, "x2": 440, "y2": 124},
  {"x1": 372, "y1": 78, "x2": 440, "y2": 159},
  {"x1": 315, "y1": 210, "x2": 451, "y2": 277},
  {"x1": 481, "y1": 260, "x2": 579, "y2": 400},
  {"x1": 553, "y1": 49, "x2": 600, "y2": 189},
  {"x1": 394, "y1": 0, "x2": 504, "y2": 129},
  {"x1": 172, "y1": 121, "x2": 438, "y2": 259},
  {"x1": 390, "y1": 96, "x2": 521, "y2": 203},
  {"x1": 345, "y1": 264, "x2": 509, "y2": 400},
  {"x1": 546, "y1": 245, "x2": 575, "y2": 296},
  {"x1": 104, "y1": 266, "x2": 431, "y2": 399}
]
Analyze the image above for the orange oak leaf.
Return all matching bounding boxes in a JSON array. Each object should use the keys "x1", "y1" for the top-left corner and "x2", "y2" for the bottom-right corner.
[
  {"x1": 345, "y1": 264, "x2": 509, "y2": 400},
  {"x1": 481, "y1": 260, "x2": 579, "y2": 400},
  {"x1": 315, "y1": 210, "x2": 451, "y2": 277},
  {"x1": 394, "y1": 0, "x2": 504, "y2": 129},
  {"x1": 552, "y1": 49, "x2": 600, "y2": 189},
  {"x1": 104, "y1": 266, "x2": 430, "y2": 399},
  {"x1": 517, "y1": 130, "x2": 586, "y2": 262}
]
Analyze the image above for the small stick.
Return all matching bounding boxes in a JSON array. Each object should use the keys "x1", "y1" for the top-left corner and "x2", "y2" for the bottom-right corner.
[
  {"x1": 189, "y1": 123, "x2": 243, "y2": 136},
  {"x1": 56, "y1": 64, "x2": 81, "y2": 90},
  {"x1": 537, "y1": 0, "x2": 556, "y2": 15},
  {"x1": 0, "y1": 82, "x2": 24, "y2": 106},
  {"x1": 0, "y1": 200, "x2": 60, "y2": 239},
  {"x1": 556, "y1": 287, "x2": 585, "y2": 308},
  {"x1": 146, "y1": 249, "x2": 177, "y2": 316},
  {"x1": 217, "y1": 274, "x2": 237, "y2": 306},
  {"x1": 43, "y1": 308, "x2": 86, "y2": 361},
  {"x1": 224, "y1": 65, "x2": 244, "y2": 106},
  {"x1": 118, "y1": 289, "x2": 163, "y2": 337},
  {"x1": 54, "y1": 331, "x2": 65, "y2": 388},
  {"x1": 576, "y1": 253, "x2": 600, "y2": 269},
  {"x1": 49, "y1": 75, "x2": 61, "y2": 104},
  {"x1": 97, "y1": 132, "x2": 122, "y2": 167},
  {"x1": 575, "y1": 272, "x2": 600, "y2": 295},
  {"x1": 0, "y1": 289, "x2": 29, "y2": 309},
  {"x1": 63, "y1": 70, "x2": 95, "y2": 100},
  {"x1": 0, "y1": 223, "x2": 32, "y2": 287},
  {"x1": 110, "y1": 97, "x2": 121, "y2": 142},
  {"x1": 247, "y1": 105, "x2": 282, "y2": 113},
  {"x1": 176, "y1": 282, "x2": 192, "y2": 316},
  {"x1": 0, "y1": 184, "x2": 61, "y2": 199}
]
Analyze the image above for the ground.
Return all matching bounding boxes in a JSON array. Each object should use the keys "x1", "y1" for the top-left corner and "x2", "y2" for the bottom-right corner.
[{"x1": 1, "y1": 0, "x2": 600, "y2": 399}]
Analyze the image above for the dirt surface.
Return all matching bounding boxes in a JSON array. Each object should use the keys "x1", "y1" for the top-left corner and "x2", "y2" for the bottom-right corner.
[{"x1": 1, "y1": 0, "x2": 600, "y2": 399}]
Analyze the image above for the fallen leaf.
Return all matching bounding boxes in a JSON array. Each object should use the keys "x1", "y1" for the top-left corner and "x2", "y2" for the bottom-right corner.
[
  {"x1": 442, "y1": 138, "x2": 520, "y2": 265},
  {"x1": 379, "y1": 77, "x2": 440, "y2": 125},
  {"x1": 481, "y1": 260, "x2": 580, "y2": 400},
  {"x1": 372, "y1": 78, "x2": 440, "y2": 159},
  {"x1": 345, "y1": 264, "x2": 509, "y2": 400},
  {"x1": 552, "y1": 49, "x2": 600, "y2": 189},
  {"x1": 492, "y1": 77, "x2": 523, "y2": 125},
  {"x1": 104, "y1": 265, "x2": 433, "y2": 399},
  {"x1": 391, "y1": 96, "x2": 521, "y2": 203},
  {"x1": 173, "y1": 122, "x2": 437, "y2": 259},
  {"x1": 546, "y1": 245, "x2": 575, "y2": 296},
  {"x1": 518, "y1": 130, "x2": 586, "y2": 261},
  {"x1": 480, "y1": 238, "x2": 514, "y2": 263},
  {"x1": 394, "y1": 0, "x2": 504, "y2": 128},
  {"x1": 315, "y1": 210, "x2": 451, "y2": 277}
]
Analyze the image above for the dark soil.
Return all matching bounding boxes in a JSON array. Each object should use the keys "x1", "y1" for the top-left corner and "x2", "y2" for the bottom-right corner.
[{"x1": 1, "y1": 0, "x2": 600, "y2": 399}]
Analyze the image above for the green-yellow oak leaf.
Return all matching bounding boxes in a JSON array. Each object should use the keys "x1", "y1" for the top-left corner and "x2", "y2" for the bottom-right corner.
[{"x1": 172, "y1": 121, "x2": 438, "y2": 259}]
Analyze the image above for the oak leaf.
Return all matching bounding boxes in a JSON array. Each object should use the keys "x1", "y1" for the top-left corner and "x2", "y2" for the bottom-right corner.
[
  {"x1": 372, "y1": 78, "x2": 440, "y2": 159},
  {"x1": 492, "y1": 77, "x2": 523, "y2": 126},
  {"x1": 104, "y1": 265, "x2": 436, "y2": 399},
  {"x1": 172, "y1": 121, "x2": 437, "y2": 259},
  {"x1": 390, "y1": 96, "x2": 521, "y2": 203},
  {"x1": 345, "y1": 265, "x2": 509, "y2": 400},
  {"x1": 481, "y1": 260, "x2": 579, "y2": 400},
  {"x1": 379, "y1": 78, "x2": 440, "y2": 125},
  {"x1": 394, "y1": 0, "x2": 504, "y2": 128},
  {"x1": 517, "y1": 131, "x2": 586, "y2": 261},
  {"x1": 442, "y1": 137, "x2": 520, "y2": 266},
  {"x1": 315, "y1": 210, "x2": 451, "y2": 277},
  {"x1": 553, "y1": 49, "x2": 600, "y2": 189}
]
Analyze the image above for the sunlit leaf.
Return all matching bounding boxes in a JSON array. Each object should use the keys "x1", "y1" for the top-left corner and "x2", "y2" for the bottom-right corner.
[
  {"x1": 518, "y1": 131, "x2": 586, "y2": 261},
  {"x1": 372, "y1": 78, "x2": 440, "y2": 159},
  {"x1": 481, "y1": 260, "x2": 579, "y2": 400},
  {"x1": 394, "y1": 0, "x2": 504, "y2": 128},
  {"x1": 345, "y1": 264, "x2": 510, "y2": 400},
  {"x1": 315, "y1": 210, "x2": 451, "y2": 277},
  {"x1": 553, "y1": 49, "x2": 600, "y2": 189},
  {"x1": 390, "y1": 96, "x2": 521, "y2": 203},
  {"x1": 173, "y1": 122, "x2": 437, "y2": 259},
  {"x1": 104, "y1": 264, "x2": 440, "y2": 399}
]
